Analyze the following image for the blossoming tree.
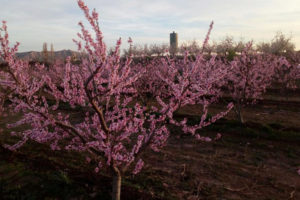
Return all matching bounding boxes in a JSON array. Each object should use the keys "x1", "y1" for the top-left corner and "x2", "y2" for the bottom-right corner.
[
  {"x1": 226, "y1": 43, "x2": 290, "y2": 123},
  {"x1": 0, "y1": 1, "x2": 232, "y2": 199}
]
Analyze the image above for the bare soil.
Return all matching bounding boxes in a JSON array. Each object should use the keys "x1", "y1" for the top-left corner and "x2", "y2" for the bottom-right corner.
[{"x1": 0, "y1": 98, "x2": 300, "y2": 200}]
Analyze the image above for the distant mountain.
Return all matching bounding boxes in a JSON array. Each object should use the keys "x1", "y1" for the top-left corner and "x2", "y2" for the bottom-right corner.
[{"x1": 15, "y1": 50, "x2": 84, "y2": 62}]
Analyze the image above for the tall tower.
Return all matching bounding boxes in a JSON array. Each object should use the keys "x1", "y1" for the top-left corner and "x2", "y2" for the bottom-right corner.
[
  {"x1": 50, "y1": 43, "x2": 54, "y2": 63},
  {"x1": 170, "y1": 31, "x2": 178, "y2": 56},
  {"x1": 42, "y1": 42, "x2": 48, "y2": 63}
]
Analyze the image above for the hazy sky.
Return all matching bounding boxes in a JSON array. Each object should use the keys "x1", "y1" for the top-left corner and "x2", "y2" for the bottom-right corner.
[{"x1": 1, "y1": 0, "x2": 300, "y2": 52}]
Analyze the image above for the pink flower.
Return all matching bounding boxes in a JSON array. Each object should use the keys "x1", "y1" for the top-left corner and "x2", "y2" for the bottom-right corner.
[
  {"x1": 195, "y1": 134, "x2": 212, "y2": 142},
  {"x1": 133, "y1": 159, "x2": 144, "y2": 175},
  {"x1": 128, "y1": 37, "x2": 132, "y2": 44},
  {"x1": 202, "y1": 137, "x2": 212, "y2": 142},
  {"x1": 215, "y1": 133, "x2": 222, "y2": 140},
  {"x1": 92, "y1": 9, "x2": 98, "y2": 19},
  {"x1": 86, "y1": 157, "x2": 91, "y2": 163}
]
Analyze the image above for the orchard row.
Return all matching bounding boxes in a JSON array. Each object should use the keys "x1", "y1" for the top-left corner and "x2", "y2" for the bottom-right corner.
[{"x1": 1, "y1": 1, "x2": 299, "y2": 199}]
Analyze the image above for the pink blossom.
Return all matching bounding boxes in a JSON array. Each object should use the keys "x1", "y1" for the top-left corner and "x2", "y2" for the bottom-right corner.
[
  {"x1": 195, "y1": 135, "x2": 212, "y2": 142},
  {"x1": 86, "y1": 157, "x2": 91, "y2": 163},
  {"x1": 133, "y1": 159, "x2": 144, "y2": 175},
  {"x1": 215, "y1": 133, "x2": 222, "y2": 140},
  {"x1": 128, "y1": 37, "x2": 132, "y2": 44},
  {"x1": 92, "y1": 9, "x2": 98, "y2": 19}
]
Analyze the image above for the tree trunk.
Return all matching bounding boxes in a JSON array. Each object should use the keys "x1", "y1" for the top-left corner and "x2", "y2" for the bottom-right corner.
[
  {"x1": 234, "y1": 102, "x2": 244, "y2": 124},
  {"x1": 237, "y1": 108, "x2": 244, "y2": 124},
  {"x1": 112, "y1": 169, "x2": 122, "y2": 200}
]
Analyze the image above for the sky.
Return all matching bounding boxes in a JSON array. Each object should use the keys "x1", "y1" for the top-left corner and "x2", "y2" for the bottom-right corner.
[{"x1": 1, "y1": 0, "x2": 300, "y2": 52}]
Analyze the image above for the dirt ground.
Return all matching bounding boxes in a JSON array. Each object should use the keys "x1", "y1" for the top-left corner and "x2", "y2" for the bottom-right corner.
[{"x1": 0, "y1": 97, "x2": 300, "y2": 199}]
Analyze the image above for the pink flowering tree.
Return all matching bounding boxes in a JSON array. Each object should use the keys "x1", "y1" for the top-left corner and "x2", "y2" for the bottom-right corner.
[
  {"x1": 1, "y1": 15, "x2": 165, "y2": 200},
  {"x1": 226, "y1": 43, "x2": 290, "y2": 123},
  {"x1": 155, "y1": 50, "x2": 233, "y2": 139},
  {"x1": 272, "y1": 52, "x2": 300, "y2": 99},
  {"x1": 1, "y1": 1, "x2": 233, "y2": 199},
  {"x1": 272, "y1": 60, "x2": 298, "y2": 99}
]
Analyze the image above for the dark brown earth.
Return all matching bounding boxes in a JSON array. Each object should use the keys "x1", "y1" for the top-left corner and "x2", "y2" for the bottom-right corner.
[{"x1": 0, "y1": 96, "x2": 300, "y2": 200}]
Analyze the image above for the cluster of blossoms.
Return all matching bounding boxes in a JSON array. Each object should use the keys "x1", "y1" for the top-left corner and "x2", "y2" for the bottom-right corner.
[
  {"x1": 155, "y1": 51, "x2": 233, "y2": 137},
  {"x1": 131, "y1": 57, "x2": 173, "y2": 104},
  {"x1": 0, "y1": 20, "x2": 20, "y2": 117}
]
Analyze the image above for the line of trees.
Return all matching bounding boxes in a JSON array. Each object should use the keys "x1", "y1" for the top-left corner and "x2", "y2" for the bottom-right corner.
[
  {"x1": 124, "y1": 32, "x2": 298, "y2": 60},
  {"x1": 122, "y1": 43, "x2": 169, "y2": 57}
]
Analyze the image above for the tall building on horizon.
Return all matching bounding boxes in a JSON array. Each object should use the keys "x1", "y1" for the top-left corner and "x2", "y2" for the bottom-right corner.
[{"x1": 170, "y1": 31, "x2": 178, "y2": 56}]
